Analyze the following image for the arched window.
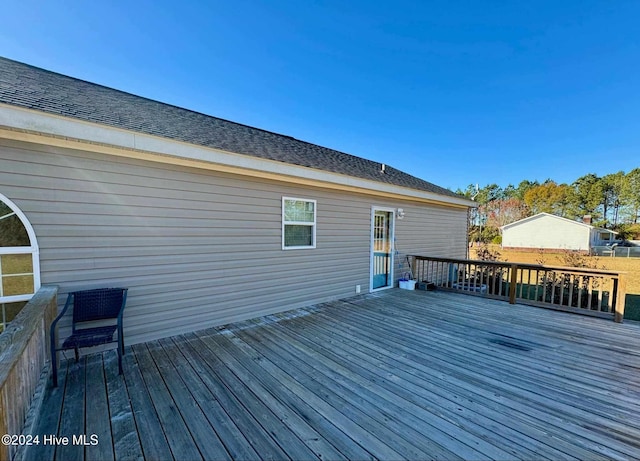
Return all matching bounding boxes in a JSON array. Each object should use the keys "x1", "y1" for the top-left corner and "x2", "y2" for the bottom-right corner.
[{"x1": 0, "y1": 193, "x2": 40, "y2": 331}]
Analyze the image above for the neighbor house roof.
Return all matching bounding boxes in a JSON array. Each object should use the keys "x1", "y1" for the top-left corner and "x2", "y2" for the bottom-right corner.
[
  {"x1": 0, "y1": 57, "x2": 467, "y2": 205},
  {"x1": 501, "y1": 212, "x2": 618, "y2": 234}
]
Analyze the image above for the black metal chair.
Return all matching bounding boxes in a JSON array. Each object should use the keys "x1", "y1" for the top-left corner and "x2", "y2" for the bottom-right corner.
[{"x1": 50, "y1": 288, "x2": 128, "y2": 387}]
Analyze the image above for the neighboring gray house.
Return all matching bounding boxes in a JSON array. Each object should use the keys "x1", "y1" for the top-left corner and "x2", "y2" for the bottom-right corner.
[
  {"x1": 0, "y1": 57, "x2": 473, "y2": 344},
  {"x1": 501, "y1": 213, "x2": 617, "y2": 253}
]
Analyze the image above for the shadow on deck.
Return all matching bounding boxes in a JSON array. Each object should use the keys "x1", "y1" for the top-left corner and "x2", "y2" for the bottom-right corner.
[{"x1": 23, "y1": 290, "x2": 640, "y2": 461}]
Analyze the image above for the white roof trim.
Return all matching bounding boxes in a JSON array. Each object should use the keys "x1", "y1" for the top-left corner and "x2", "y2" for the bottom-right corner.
[
  {"x1": 0, "y1": 104, "x2": 475, "y2": 208},
  {"x1": 501, "y1": 212, "x2": 618, "y2": 233}
]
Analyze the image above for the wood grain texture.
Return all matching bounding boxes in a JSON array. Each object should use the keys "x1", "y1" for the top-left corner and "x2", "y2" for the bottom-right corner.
[
  {"x1": 25, "y1": 290, "x2": 640, "y2": 460},
  {"x1": 0, "y1": 286, "x2": 57, "y2": 461}
]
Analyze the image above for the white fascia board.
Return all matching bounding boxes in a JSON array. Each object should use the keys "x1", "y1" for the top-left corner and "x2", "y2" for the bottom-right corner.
[
  {"x1": 0, "y1": 104, "x2": 474, "y2": 208},
  {"x1": 501, "y1": 212, "x2": 594, "y2": 230},
  {"x1": 501, "y1": 213, "x2": 556, "y2": 230}
]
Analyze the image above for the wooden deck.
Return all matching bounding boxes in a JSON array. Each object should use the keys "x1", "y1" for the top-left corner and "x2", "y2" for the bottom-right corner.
[{"x1": 24, "y1": 290, "x2": 640, "y2": 461}]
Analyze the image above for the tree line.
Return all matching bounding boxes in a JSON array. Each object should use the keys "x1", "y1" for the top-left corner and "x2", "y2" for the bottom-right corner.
[{"x1": 456, "y1": 168, "x2": 640, "y2": 243}]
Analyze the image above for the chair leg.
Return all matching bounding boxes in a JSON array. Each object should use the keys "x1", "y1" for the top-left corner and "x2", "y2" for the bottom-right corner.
[
  {"x1": 74, "y1": 347, "x2": 79, "y2": 362},
  {"x1": 118, "y1": 330, "x2": 124, "y2": 375}
]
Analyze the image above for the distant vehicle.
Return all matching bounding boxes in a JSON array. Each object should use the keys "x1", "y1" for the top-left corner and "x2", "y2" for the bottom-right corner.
[{"x1": 605, "y1": 241, "x2": 636, "y2": 247}]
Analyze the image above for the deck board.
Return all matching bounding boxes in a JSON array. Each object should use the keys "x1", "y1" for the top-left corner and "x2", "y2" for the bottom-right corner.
[
  {"x1": 315, "y1": 302, "x2": 603, "y2": 459},
  {"x1": 121, "y1": 345, "x2": 173, "y2": 460},
  {"x1": 230, "y1": 325, "x2": 402, "y2": 460},
  {"x1": 188, "y1": 331, "x2": 320, "y2": 461},
  {"x1": 158, "y1": 337, "x2": 260, "y2": 461},
  {"x1": 55, "y1": 358, "x2": 86, "y2": 461},
  {"x1": 179, "y1": 332, "x2": 292, "y2": 461},
  {"x1": 324, "y1": 295, "x2": 639, "y2": 460},
  {"x1": 282, "y1": 311, "x2": 571, "y2": 461},
  {"x1": 265, "y1": 308, "x2": 547, "y2": 460},
  {"x1": 131, "y1": 343, "x2": 203, "y2": 461},
  {"x1": 27, "y1": 290, "x2": 640, "y2": 460},
  {"x1": 245, "y1": 323, "x2": 472, "y2": 460},
  {"x1": 202, "y1": 332, "x2": 349, "y2": 461},
  {"x1": 246, "y1": 315, "x2": 488, "y2": 460},
  {"x1": 311, "y1": 301, "x2": 627, "y2": 459},
  {"x1": 143, "y1": 341, "x2": 230, "y2": 461},
  {"x1": 84, "y1": 353, "x2": 114, "y2": 461},
  {"x1": 103, "y1": 350, "x2": 143, "y2": 461},
  {"x1": 207, "y1": 330, "x2": 374, "y2": 461}
]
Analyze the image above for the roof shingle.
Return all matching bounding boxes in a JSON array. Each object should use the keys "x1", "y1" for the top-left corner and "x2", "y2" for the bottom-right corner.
[{"x1": 0, "y1": 57, "x2": 460, "y2": 198}]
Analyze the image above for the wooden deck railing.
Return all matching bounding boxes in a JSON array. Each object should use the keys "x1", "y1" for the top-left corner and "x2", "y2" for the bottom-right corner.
[
  {"x1": 0, "y1": 286, "x2": 58, "y2": 461},
  {"x1": 410, "y1": 256, "x2": 627, "y2": 322}
]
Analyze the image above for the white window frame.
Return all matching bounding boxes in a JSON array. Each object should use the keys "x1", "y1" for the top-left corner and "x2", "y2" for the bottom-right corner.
[
  {"x1": 0, "y1": 193, "x2": 41, "y2": 303},
  {"x1": 282, "y1": 197, "x2": 317, "y2": 250}
]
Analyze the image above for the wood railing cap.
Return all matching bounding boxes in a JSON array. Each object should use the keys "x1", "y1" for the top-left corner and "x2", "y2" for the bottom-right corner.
[{"x1": 409, "y1": 255, "x2": 626, "y2": 277}]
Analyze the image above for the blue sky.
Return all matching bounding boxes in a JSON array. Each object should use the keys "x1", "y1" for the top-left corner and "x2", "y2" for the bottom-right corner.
[{"x1": 2, "y1": 1, "x2": 639, "y2": 191}]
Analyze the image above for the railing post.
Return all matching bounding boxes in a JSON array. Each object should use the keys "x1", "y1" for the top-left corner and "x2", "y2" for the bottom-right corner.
[
  {"x1": 509, "y1": 264, "x2": 518, "y2": 304},
  {"x1": 614, "y1": 275, "x2": 627, "y2": 323},
  {"x1": 411, "y1": 256, "x2": 417, "y2": 281}
]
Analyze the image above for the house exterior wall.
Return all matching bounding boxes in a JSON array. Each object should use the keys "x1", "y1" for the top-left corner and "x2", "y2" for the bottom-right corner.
[
  {"x1": 0, "y1": 139, "x2": 468, "y2": 344},
  {"x1": 590, "y1": 228, "x2": 618, "y2": 247},
  {"x1": 589, "y1": 229, "x2": 599, "y2": 248},
  {"x1": 502, "y1": 215, "x2": 590, "y2": 251}
]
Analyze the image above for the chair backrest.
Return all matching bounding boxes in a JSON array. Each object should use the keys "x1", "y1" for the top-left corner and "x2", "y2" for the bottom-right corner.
[{"x1": 72, "y1": 288, "x2": 128, "y2": 324}]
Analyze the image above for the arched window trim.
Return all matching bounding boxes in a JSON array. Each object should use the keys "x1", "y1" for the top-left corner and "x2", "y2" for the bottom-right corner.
[{"x1": 0, "y1": 193, "x2": 40, "y2": 303}]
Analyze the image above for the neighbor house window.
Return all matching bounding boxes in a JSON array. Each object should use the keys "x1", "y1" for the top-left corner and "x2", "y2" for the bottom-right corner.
[
  {"x1": 0, "y1": 193, "x2": 40, "y2": 333},
  {"x1": 282, "y1": 197, "x2": 316, "y2": 249}
]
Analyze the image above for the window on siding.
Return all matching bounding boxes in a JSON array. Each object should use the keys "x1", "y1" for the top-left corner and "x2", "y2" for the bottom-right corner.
[
  {"x1": 282, "y1": 197, "x2": 316, "y2": 249},
  {"x1": 0, "y1": 194, "x2": 40, "y2": 333}
]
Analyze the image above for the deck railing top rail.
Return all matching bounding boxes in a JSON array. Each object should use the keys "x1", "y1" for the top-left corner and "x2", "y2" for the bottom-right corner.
[
  {"x1": 409, "y1": 255, "x2": 627, "y2": 323},
  {"x1": 411, "y1": 255, "x2": 626, "y2": 278}
]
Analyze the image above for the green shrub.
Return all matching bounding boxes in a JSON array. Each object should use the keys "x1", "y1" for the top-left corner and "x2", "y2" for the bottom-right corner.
[{"x1": 624, "y1": 294, "x2": 640, "y2": 321}]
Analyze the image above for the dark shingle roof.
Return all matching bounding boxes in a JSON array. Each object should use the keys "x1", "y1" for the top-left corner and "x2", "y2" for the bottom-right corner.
[{"x1": 0, "y1": 57, "x2": 460, "y2": 198}]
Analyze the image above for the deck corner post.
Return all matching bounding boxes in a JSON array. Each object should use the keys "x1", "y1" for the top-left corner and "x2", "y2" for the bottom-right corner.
[
  {"x1": 509, "y1": 264, "x2": 519, "y2": 304},
  {"x1": 614, "y1": 275, "x2": 627, "y2": 323},
  {"x1": 411, "y1": 256, "x2": 417, "y2": 281}
]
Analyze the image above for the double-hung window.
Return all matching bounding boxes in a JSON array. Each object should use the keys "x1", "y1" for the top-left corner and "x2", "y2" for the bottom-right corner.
[{"x1": 282, "y1": 197, "x2": 316, "y2": 249}]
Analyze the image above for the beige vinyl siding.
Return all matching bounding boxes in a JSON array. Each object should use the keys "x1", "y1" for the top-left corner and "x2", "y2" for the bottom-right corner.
[{"x1": 0, "y1": 139, "x2": 467, "y2": 344}]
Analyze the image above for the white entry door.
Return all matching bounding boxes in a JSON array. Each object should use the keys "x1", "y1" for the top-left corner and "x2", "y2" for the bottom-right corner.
[{"x1": 371, "y1": 208, "x2": 394, "y2": 290}]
